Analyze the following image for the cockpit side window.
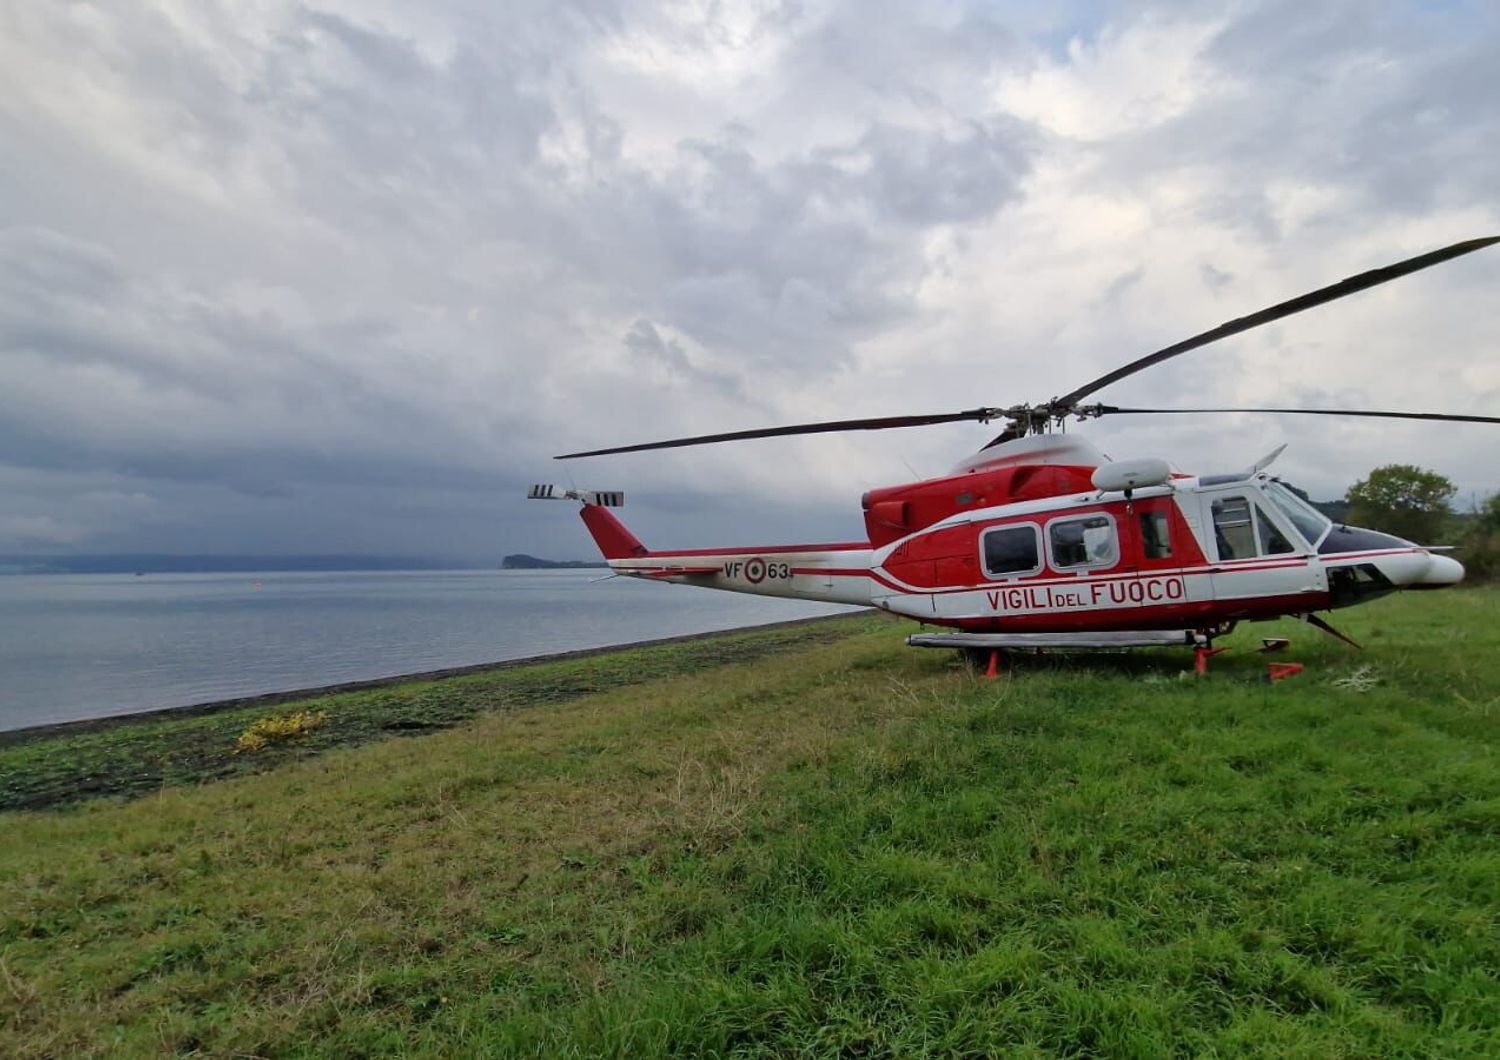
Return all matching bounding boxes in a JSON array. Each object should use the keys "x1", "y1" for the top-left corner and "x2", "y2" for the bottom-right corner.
[
  {"x1": 1257, "y1": 513, "x2": 1295, "y2": 555},
  {"x1": 1212, "y1": 496, "x2": 1256, "y2": 560},
  {"x1": 1263, "y1": 480, "x2": 1331, "y2": 548}
]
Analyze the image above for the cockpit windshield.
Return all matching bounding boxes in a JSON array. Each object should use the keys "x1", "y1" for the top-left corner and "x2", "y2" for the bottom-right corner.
[{"x1": 1263, "y1": 480, "x2": 1332, "y2": 548}]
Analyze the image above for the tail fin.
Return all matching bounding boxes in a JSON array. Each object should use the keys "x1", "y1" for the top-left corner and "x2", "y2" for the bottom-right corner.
[{"x1": 580, "y1": 505, "x2": 648, "y2": 560}]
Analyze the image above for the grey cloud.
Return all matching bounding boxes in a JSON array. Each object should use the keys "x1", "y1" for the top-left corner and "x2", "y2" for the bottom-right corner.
[
  {"x1": 0, "y1": 228, "x2": 125, "y2": 301},
  {"x1": 604, "y1": 116, "x2": 1034, "y2": 369},
  {"x1": 1199, "y1": 263, "x2": 1233, "y2": 291},
  {"x1": 0, "y1": 227, "x2": 552, "y2": 500},
  {"x1": 1105, "y1": 1, "x2": 1500, "y2": 236},
  {"x1": 853, "y1": 120, "x2": 1033, "y2": 225},
  {"x1": 1, "y1": 1, "x2": 1496, "y2": 559},
  {"x1": 622, "y1": 318, "x2": 742, "y2": 399},
  {"x1": 1102, "y1": 265, "x2": 1145, "y2": 303},
  {"x1": 301, "y1": 11, "x2": 430, "y2": 84}
]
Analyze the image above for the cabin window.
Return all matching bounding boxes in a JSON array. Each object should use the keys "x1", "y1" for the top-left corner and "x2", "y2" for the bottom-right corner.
[
  {"x1": 1212, "y1": 495, "x2": 1295, "y2": 560},
  {"x1": 1140, "y1": 510, "x2": 1172, "y2": 559},
  {"x1": 1211, "y1": 496, "x2": 1255, "y2": 559},
  {"x1": 1048, "y1": 514, "x2": 1118, "y2": 570},
  {"x1": 981, "y1": 524, "x2": 1040, "y2": 578}
]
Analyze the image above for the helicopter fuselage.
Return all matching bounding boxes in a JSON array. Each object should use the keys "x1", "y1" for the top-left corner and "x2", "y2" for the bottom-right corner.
[
  {"x1": 585, "y1": 469, "x2": 1461, "y2": 635},
  {"x1": 545, "y1": 236, "x2": 1494, "y2": 642}
]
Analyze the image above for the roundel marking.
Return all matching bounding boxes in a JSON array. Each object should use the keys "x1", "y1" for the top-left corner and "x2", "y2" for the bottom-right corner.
[{"x1": 745, "y1": 557, "x2": 767, "y2": 584}]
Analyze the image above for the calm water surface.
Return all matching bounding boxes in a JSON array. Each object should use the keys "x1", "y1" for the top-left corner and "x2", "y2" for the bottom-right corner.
[{"x1": 0, "y1": 570, "x2": 858, "y2": 731}]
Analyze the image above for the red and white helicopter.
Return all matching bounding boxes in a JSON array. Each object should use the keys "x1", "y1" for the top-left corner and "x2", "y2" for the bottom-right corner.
[{"x1": 531, "y1": 236, "x2": 1499, "y2": 660}]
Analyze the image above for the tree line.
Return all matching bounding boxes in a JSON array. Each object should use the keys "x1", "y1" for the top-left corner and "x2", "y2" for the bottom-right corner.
[{"x1": 1342, "y1": 464, "x2": 1500, "y2": 580}]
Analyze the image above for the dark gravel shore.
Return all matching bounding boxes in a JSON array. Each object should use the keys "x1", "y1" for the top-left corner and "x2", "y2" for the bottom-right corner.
[
  {"x1": 0, "y1": 611, "x2": 871, "y2": 748},
  {"x1": 0, "y1": 611, "x2": 879, "y2": 811}
]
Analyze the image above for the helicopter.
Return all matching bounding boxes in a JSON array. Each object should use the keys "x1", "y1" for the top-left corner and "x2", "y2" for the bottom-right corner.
[{"x1": 529, "y1": 236, "x2": 1499, "y2": 660}]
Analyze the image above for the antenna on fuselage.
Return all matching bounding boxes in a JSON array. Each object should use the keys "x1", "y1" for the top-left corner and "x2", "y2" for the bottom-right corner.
[{"x1": 1246, "y1": 444, "x2": 1287, "y2": 475}]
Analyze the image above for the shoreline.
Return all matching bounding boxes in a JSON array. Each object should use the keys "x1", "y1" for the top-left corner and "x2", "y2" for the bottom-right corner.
[{"x1": 0, "y1": 610, "x2": 872, "y2": 748}]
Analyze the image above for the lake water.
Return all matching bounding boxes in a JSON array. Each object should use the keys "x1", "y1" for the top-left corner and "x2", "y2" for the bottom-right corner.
[{"x1": 0, "y1": 570, "x2": 859, "y2": 731}]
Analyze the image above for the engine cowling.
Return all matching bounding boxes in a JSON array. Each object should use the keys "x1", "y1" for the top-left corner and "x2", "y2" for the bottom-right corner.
[{"x1": 861, "y1": 463, "x2": 1098, "y2": 548}]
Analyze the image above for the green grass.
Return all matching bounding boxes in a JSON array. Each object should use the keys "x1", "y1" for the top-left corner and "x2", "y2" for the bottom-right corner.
[{"x1": 3, "y1": 592, "x2": 1500, "y2": 1056}]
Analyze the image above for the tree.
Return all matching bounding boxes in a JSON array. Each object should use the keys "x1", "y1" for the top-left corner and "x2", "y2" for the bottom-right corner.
[
  {"x1": 1460, "y1": 493, "x2": 1500, "y2": 582},
  {"x1": 1345, "y1": 464, "x2": 1456, "y2": 543},
  {"x1": 1472, "y1": 492, "x2": 1500, "y2": 537}
]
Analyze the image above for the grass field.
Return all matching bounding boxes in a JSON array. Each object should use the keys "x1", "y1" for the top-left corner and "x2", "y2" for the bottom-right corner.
[{"x1": 3, "y1": 592, "x2": 1499, "y2": 1056}]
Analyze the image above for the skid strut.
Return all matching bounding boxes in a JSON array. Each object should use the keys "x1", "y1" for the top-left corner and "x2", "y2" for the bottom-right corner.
[
  {"x1": 1194, "y1": 646, "x2": 1228, "y2": 675},
  {"x1": 1304, "y1": 613, "x2": 1363, "y2": 650}
]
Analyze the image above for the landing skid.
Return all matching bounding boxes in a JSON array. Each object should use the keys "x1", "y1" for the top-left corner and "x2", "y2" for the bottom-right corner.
[
  {"x1": 908, "y1": 627, "x2": 1237, "y2": 678},
  {"x1": 907, "y1": 630, "x2": 1204, "y2": 650}
]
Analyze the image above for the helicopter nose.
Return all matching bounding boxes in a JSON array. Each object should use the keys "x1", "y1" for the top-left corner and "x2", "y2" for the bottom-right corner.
[{"x1": 1417, "y1": 552, "x2": 1464, "y2": 588}]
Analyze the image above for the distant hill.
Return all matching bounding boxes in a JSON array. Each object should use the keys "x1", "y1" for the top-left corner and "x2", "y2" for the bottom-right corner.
[{"x1": 501, "y1": 554, "x2": 608, "y2": 570}]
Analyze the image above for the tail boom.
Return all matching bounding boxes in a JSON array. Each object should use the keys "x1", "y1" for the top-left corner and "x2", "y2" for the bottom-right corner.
[{"x1": 578, "y1": 508, "x2": 872, "y2": 605}]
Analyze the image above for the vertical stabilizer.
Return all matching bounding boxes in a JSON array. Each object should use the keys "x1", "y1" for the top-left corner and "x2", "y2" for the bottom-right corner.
[{"x1": 580, "y1": 505, "x2": 649, "y2": 560}]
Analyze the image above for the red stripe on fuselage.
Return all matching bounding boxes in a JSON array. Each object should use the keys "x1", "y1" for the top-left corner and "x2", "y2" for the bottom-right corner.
[
  {"x1": 1207, "y1": 557, "x2": 1310, "y2": 569},
  {"x1": 644, "y1": 541, "x2": 868, "y2": 558}
]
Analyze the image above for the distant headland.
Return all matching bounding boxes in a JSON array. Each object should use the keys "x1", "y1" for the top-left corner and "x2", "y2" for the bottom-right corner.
[
  {"x1": 0, "y1": 553, "x2": 613, "y2": 574},
  {"x1": 501, "y1": 554, "x2": 608, "y2": 570}
]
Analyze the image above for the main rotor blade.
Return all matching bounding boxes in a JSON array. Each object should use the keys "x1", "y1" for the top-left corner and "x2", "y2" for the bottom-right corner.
[
  {"x1": 1054, "y1": 235, "x2": 1500, "y2": 408},
  {"x1": 1092, "y1": 405, "x2": 1500, "y2": 425},
  {"x1": 555, "y1": 407, "x2": 1005, "y2": 459}
]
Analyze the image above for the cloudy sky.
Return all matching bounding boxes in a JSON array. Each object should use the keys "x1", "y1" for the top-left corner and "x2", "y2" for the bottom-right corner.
[{"x1": 2, "y1": 0, "x2": 1497, "y2": 562}]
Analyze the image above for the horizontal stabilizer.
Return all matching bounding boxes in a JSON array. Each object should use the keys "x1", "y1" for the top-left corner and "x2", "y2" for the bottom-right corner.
[
  {"x1": 527, "y1": 484, "x2": 624, "y2": 507},
  {"x1": 642, "y1": 565, "x2": 719, "y2": 578}
]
